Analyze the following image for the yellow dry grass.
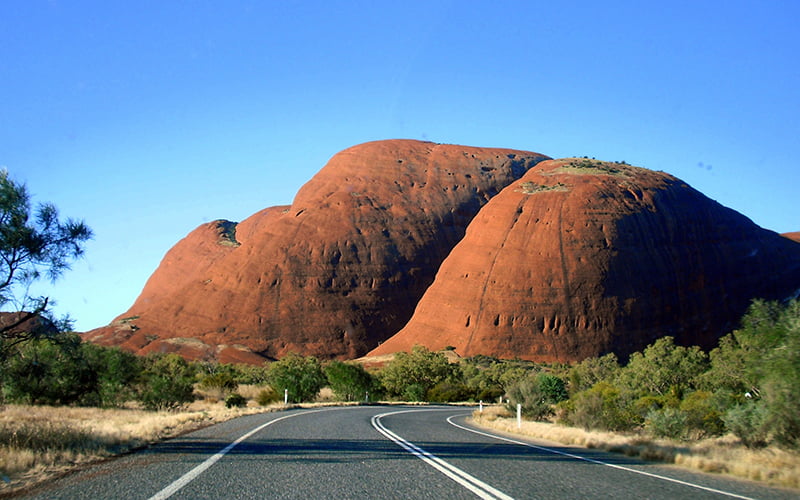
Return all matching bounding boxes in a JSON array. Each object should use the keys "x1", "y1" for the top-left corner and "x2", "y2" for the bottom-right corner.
[
  {"x1": 470, "y1": 406, "x2": 800, "y2": 490},
  {"x1": 0, "y1": 401, "x2": 281, "y2": 496}
]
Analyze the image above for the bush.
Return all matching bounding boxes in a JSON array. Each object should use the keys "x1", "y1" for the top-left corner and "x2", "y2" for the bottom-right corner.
[
  {"x1": 256, "y1": 387, "x2": 281, "y2": 406},
  {"x1": 267, "y1": 353, "x2": 326, "y2": 403},
  {"x1": 1, "y1": 334, "x2": 97, "y2": 405},
  {"x1": 505, "y1": 373, "x2": 568, "y2": 421},
  {"x1": 724, "y1": 401, "x2": 770, "y2": 448},
  {"x1": 379, "y1": 345, "x2": 460, "y2": 400},
  {"x1": 224, "y1": 393, "x2": 247, "y2": 408},
  {"x1": 403, "y1": 383, "x2": 427, "y2": 402},
  {"x1": 82, "y1": 343, "x2": 141, "y2": 407},
  {"x1": 679, "y1": 390, "x2": 725, "y2": 437},
  {"x1": 324, "y1": 360, "x2": 375, "y2": 402},
  {"x1": 645, "y1": 408, "x2": 688, "y2": 439},
  {"x1": 199, "y1": 372, "x2": 239, "y2": 394},
  {"x1": 137, "y1": 354, "x2": 196, "y2": 411},
  {"x1": 427, "y1": 381, "x2": 472, "y2": 403},
  {"x1": 560, "y1": 381, "x2": 639, "y2": 431}
]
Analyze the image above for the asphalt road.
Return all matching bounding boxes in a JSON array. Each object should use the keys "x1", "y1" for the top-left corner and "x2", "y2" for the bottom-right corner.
[{"x1": 18, "y1": 406, "x2": 797, "y2": 499}]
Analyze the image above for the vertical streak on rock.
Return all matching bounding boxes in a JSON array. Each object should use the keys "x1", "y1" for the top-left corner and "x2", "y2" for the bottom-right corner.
[
  {"x1": 463, "y1": 198, "x2": 526, "y2": 353},
  {"x1": 553, "y1": 196, "x2": 571, "y2": 361}
]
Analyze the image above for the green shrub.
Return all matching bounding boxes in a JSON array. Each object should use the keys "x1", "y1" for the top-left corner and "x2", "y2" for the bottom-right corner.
[
  {"x1": 267, "y1": 353, "x2": 326, "y2": 403},
  {"x1": 505, "y1": 373, "x2": 568, "y2": 421},
  {"x1": 679, "y1": 390, "x2": 725, "y2": 437},
  {"x1": 379, "y1": 346, "x2": 460, "y2": 400},
  {"x1": 724, "y1": 401, "x2": 770, "y2": 448},
  {"x1": 427, "y1": 381, "x2": 472, "y2": 403},
  {"x1": 324, "y1": 360, "x2": 375, "y2": 401},
  {"x1": 224, "y1": 393, "x2": 247, "y2": 408},
  {"x1": 403, "y1": 383, "x2": 427, "y2": 402},
  {"x1": 1, "y1": 334, "x2": 97, "y2": 406},
  {"x1": 137, "y1": 353, "x2": 196, "y2": 411},
  {"x1": 645, "y1": 408, "x2": 688, "y2": 439},
  {"x1": 199, "y1": 372, "x2": 239, "y2": 393},
  {"x1": 560, "y1": 381, "x2": 639, "y2": 431},
  {"x1": 255, "y1": 387, "x2": 281, "y2": 406}
]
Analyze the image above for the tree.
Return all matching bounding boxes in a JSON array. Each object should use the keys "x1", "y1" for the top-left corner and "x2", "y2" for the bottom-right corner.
[
  {"x1": 1, "y1": 333, "x2": 97, "y2": 405},
  {"x1": 506, "y1": 372, "x2": 568, "y2": 421},
  {"x1": 616, "y1": 336, "x2": 707, "y2": 398},
  {"x1": 0, "y1": 169, "x2": 92, "y2": 359},
  {"x1": 137, "y1": 353, "x2": 196, "y2": 411},
  {"x1": 567, "y1": 352, "x2": 620, "y2": 394},
  {"x1": 324, "y1": 360, "x2": 375, "y2": 402},
  {"x1": 268, "y1": 353, "x2": 326, "y2": 403},
  {"x1": 379, "y1": 345, "x2": 460, "y2": 401},
  {"x1": 708, "y1": 299, "x2": 800, "y2": 447}
]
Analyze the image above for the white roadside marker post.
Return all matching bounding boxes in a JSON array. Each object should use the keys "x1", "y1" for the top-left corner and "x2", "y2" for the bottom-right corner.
[
  {"x1": 284, "y1": 389, "x2": 288, "y2": 405},
  {"x1": 517, "y1": 403, "x2": 522, "y2": 429}
]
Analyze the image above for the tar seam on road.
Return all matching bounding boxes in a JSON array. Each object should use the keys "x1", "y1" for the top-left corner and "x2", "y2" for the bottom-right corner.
[
  {"x1": 372, "y1": 409, "x2": 515, "y2": 500},
  {"x1": 148, "y1": 408, "x2": 334, "y2": 500},
  {"x1": 446, "y1": 415, "x2": 757, "y2": 500}
]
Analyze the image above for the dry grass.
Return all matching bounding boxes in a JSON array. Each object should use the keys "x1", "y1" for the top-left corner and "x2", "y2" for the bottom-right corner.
[
  {"x1": 470, "y1": 406, "x2": 800, "y2": 490},
  {"x1": 0, "y1": 401, "x2": 282, "y2": 496}
]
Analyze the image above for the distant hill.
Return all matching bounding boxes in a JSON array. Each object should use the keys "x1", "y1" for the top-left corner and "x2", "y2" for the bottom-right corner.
[
  {"x1": 83, "y1": 142, "x2": 800, "y2": 364},
  {"x1": 84, "y1": 140, "x2": 549, "y2": 362},
  {"x1": 370, "y1": 158, "x2": 800, "y2": 361}
]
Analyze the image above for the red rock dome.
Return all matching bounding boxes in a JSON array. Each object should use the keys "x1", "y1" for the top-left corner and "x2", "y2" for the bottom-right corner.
[
  {"x1": 369, "y1": 158, "x2": 800, "y2": 362},
  {"x1": 84, "y1": 140, "x2": 549, "y2": 361}
]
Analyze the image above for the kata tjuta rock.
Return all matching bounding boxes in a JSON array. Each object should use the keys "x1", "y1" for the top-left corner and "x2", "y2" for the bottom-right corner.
[
  {"x1": 369, "y1": 158, "x2": 800, "y2": 362},
  {"x1": 83, "y1": 140, "x2": 549, "y2": 362}
]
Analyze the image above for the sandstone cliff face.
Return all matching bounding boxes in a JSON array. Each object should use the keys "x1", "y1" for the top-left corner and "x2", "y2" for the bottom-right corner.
[
  {"x1": 369, "y1": 158, "x2": 800, "y2": 362},
  {"x1": 84, "y1": 140, "x2": 549, "y2": 361}
]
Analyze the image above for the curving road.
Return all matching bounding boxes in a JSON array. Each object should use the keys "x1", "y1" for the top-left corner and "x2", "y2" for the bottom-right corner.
[{"x1": 19, "y1": 406, "x2": 796, "y2": 499}]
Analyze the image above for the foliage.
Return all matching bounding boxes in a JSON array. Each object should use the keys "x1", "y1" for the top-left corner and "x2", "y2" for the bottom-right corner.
[
  {"x1": 256, "y1": 387, "x2": 281, "y2": 406},
  {"x1": 1, "y1": 334, "x2": 96, "y2": 405},
  {"x1": 645, "y1": 407, "x2": 689, "y2": 439},
  {"x1": 224, "y1": 393, "x2": 247, "y2": 408},
  {"x1": 559, "y1": 381, "x2": 639, "y2": 431},
  {"x1": 379, "y1": 345, "x2": 460, "y2": 401},
  {"x1": 0, "y1": 170, "x2": 92, "y2": 360},
  {"x1": 616, "y1": 336, "x2": 707, "y2": 398},
  {"x1": 505, "y1": 372, "x2": 568, "y2": 421},
  {"x1": 567, "y1": 353, "x2": 619, "y2": 394},
  {"x1": 723, "y1": 401, "x2": 770, "y2": 447},
  {"x1": 324, "y1": 360, "x2": 375, "y2": 402},
  {"x1": 427, "y1": 381, "x2": 472, "y2": 403},
  {"x1": 198, "y1": 371, "x2": 239, "y2": 394},
  {"x1": 460, "y1": 356, "x2": 535, "y2": 402},
  {"x1": 80, "y1": 343, "x2": 142, "y2": 407},
  {"x1": 556, "y1": 299, "x2": 799, "y2": 447},
  {"x1": 708, "y1": 299, "x2": 800, "y2": 447},
  {"x1": 137, "y1": 353, "x2": 196, "y2": 411},
  {"x1": 267, "y1": 353, "x2": 326, "y2": 403}
]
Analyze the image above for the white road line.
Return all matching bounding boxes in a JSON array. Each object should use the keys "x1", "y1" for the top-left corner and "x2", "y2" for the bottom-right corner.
[
  {"x1": 446, "y1": 414, "x2": 757, "y2": 500},
  {"x1": 149, "y1": 408, "x2": 331, "y2": 500},
  {"x1": 372, "y1": 409, "x2": 515, "y2": 500}
]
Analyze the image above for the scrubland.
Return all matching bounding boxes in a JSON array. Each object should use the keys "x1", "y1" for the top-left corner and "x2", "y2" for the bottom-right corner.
[
  {"x1": 472, "y1": 405, "x2": 800, "y2": 490},
  {"x1": 0, "y1": 396, "x2": 278, "y2": 496}
]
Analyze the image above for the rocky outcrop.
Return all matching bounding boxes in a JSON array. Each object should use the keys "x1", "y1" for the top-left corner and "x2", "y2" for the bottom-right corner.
[
  {"x1": 84, "y1": 140, "x2": 549, "y2": 361},
  {"x1": 369, "y1": 158, "x2": 800, "y2": 362}
]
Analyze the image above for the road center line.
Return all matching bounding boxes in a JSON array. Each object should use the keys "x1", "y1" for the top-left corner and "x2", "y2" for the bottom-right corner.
[
  {"x1": 372, "y1": 409, "x2": 514, "y2": 500},
  {"x1": 446, "y1": 415, "x2": 756, "y2": 500},
  {"x1": 148, "y1": 408, "x2": 332, "y2": 500}
]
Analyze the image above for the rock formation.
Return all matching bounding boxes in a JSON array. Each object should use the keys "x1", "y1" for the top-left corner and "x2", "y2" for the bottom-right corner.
[
  {"x1": 83, "y1": 140, "x2": 549, "y2": 362},
  {"x1": 369, "y1": 158, "x2": 800, "y2": 362}
]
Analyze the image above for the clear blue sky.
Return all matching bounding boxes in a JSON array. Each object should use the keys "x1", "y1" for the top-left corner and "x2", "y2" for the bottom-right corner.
[{"x1": 3, "y1": 1, "x2": 798, "y2": 332}]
